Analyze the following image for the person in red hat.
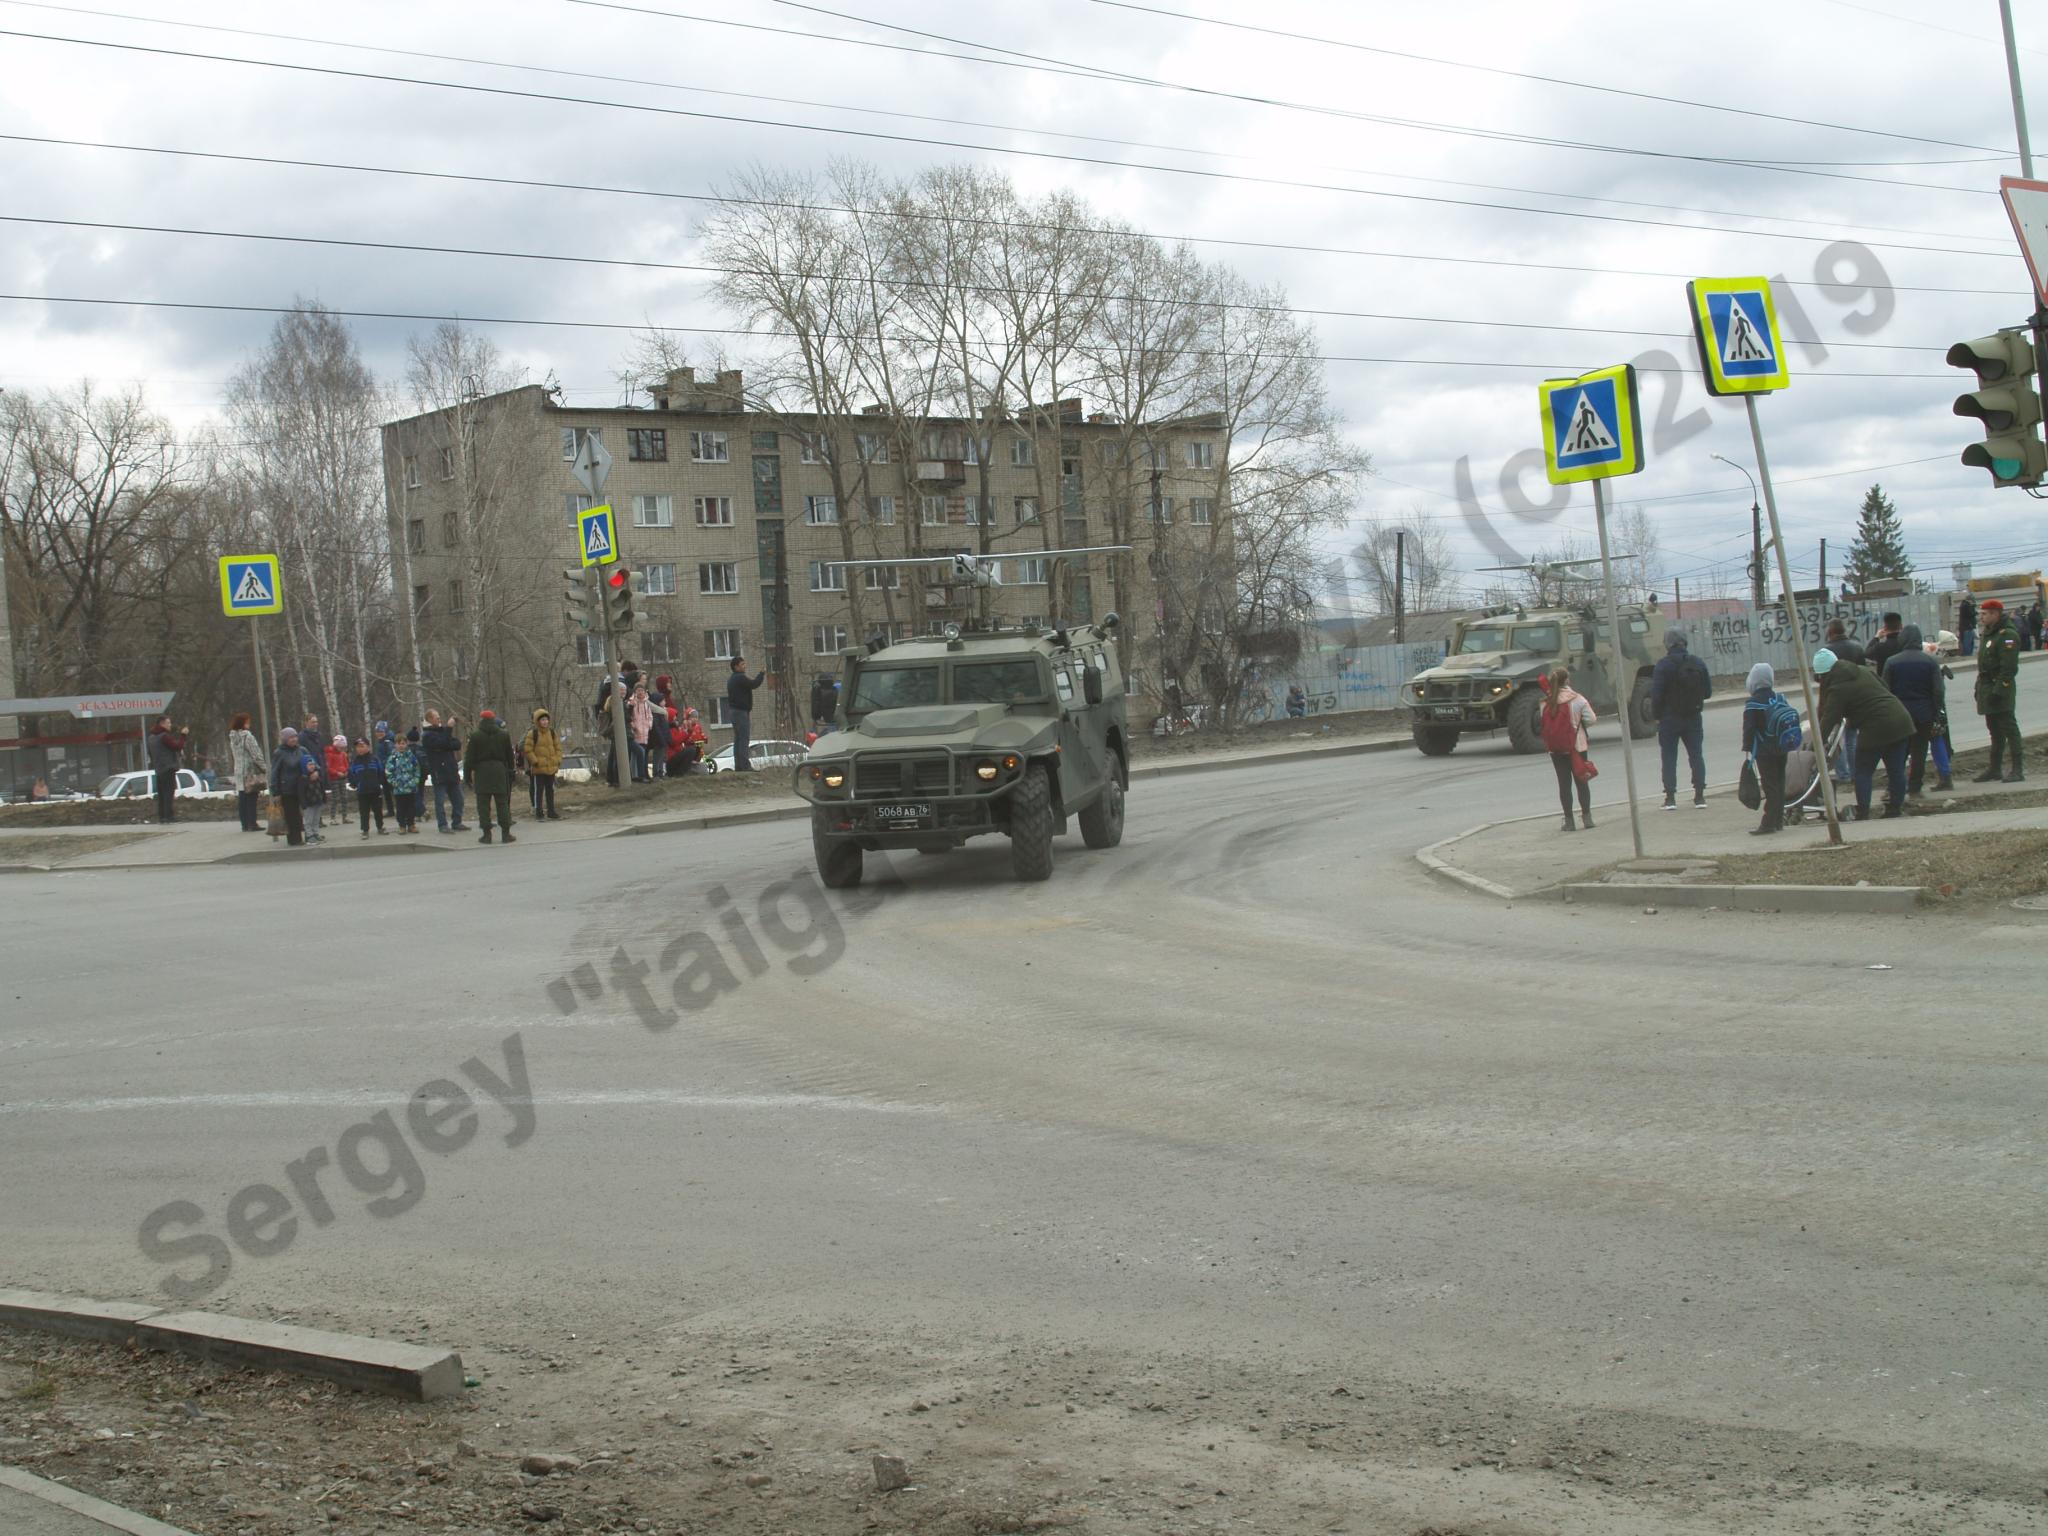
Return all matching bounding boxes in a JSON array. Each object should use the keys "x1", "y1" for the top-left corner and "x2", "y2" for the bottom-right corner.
[
  {"x1": 462, "y1": 709, "x2": 518, "y2": 843},
  {"x1": 1973, "y1": 598, "x2": 2024, "y2": 782}
]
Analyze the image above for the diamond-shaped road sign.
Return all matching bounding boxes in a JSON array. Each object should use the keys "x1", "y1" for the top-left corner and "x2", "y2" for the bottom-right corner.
[
  {"x1": 2000, "y1": 176, "x2": 2048, "y2": 309},
  {"x1": 570, "y1": 431, "x2": 613, "y2": 498}
]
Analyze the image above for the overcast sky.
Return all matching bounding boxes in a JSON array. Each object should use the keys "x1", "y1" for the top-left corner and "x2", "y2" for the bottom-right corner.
[{"x1": 3, "y1": 0, "x2": 2043, "y2": 603}]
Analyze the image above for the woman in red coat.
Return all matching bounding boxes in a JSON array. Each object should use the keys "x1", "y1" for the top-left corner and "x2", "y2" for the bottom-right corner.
[{"x1": 1539, "y1": 667, "x2": 1597, "y2": 832}]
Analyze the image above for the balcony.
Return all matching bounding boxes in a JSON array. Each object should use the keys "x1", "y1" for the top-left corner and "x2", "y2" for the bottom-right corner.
[{"x1": 915, "y1": 458, "x2": 966, "y2": 485}]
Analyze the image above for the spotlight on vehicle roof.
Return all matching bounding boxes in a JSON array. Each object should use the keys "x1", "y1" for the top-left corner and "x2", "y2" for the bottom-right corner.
[{"x1": 943, "y1": 621, "x2": 962, "y2": 641}]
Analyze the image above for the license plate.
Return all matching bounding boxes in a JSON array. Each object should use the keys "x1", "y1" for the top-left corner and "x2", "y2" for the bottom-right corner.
[
  {"x1": 1433, "y1": 707, "x2": 1460, "y2": 719},
  {"x1": 874, "y1": 801, "x2": 932, "y2": 823}
]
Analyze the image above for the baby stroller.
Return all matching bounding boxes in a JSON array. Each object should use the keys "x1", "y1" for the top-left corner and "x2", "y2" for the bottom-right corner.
[{"x1": 1782, "y1": 719, "x2": 1845, "y2": 823}]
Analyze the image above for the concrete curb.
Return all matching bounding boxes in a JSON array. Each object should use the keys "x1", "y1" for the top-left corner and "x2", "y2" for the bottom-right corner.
[
  {"x1": 1414, "y1": 825, "x2": 1522, "y2": 901},
  {"x1": 1559, "y1": 881, "x2": 1924, "y2": 914},
  {"x1": 0, "y1": 1288, "x2": 464, "y2": 1402},
  {"x1": 0, "y1": 1467, "x2": 199, "y2": 1536}
]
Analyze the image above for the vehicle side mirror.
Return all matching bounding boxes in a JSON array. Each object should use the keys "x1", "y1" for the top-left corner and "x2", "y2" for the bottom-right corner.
[{"x1": 1083, "y1": 668, "x2": 1103, "y2": 705}]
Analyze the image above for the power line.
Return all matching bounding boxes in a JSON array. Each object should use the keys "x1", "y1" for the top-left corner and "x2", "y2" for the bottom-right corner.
[
  {"x1": 0, "y1": 1, "x2": 1984, "y2": 242},
  {"x1": 0, "y1": 214, "x2": 1954, "y2": 355},
  {"x1": 724, "y1": 0, "x2": 2004, "y2": 199},
  {"x1": 1084, "y1": 0, "x2": 2019, "y2": 160},
  {"x1": 7, "y1": 133, "x2": 2025, "y2": 299},
  {"x1": 0, "y1": 26, "x2": 2017, "y2": 258},
  {"x1": 0, "y1": 293, "x2": 1963, "y2": 378}
]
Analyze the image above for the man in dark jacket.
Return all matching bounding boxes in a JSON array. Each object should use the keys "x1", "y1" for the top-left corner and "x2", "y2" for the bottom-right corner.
[
  {"x1": 1882, "y1": 626, "x2": 1946, "y2": 794},
  {"x1": 1973, "y1": 599, "x2": 2023, "y2": 782},
  {"x1": 1816, "y1": 647, "x2": 1914, "y2": 818},
  {"x1": 420, "y1": 709, "x2": 468, "y2": 832},
  {"x1": 1649, "y1": 628, "x2": 1712, "y2": 809},
  {"x1": 462, "y1": 709, "x2": 517, "y2": 844},
  {"x1": 1958, "y1": 595, "x2": 1977, "y2": 656},
  {"x1": 1865, "y1": 612, "x2": 1907, "y2": 679},
  {"x1": 727, "y1": 656, "x2": 767, "y2": 770},
  {"x1": 147, "y1": 716, "x2": 188, "y2": 823}
]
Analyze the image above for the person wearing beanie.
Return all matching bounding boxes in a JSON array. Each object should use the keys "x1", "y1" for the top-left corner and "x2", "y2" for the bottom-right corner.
[
  {"x1": 1973, "y1": 597, "x2": 2024, "y2": 782},
  {"x1": 1817, "y1": 644, "x2": 1915, "y2": 818},
  {"x1": 1881, "y1": 626, "x2": 1948, "y2": 794},
  {"x1": 463, "y1": 709, "x2": 517, "y2": 844},
  {"x1": 385, "y1": 727, "x2": 423, "y2": 833},
  {"x1": 522, "y1": 707, "x2": 564, "y2": 820},
  {"x1": 1740, "y1": 662, "x2": 1802, "y2": 834},
  {"x1": 268, "y1": 727, "x2": 308, "y2": 847},
  {"x1": 325, "y1": 732, "x2": 351, "y2": 819},
  {"x1": 1649, "y1": 626, "x2": 1713, "y2": 809}
]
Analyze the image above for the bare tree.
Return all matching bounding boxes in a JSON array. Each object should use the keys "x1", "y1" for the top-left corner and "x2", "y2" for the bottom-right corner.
[{"x1": 1350, "y1": 513, "x2": 1457, "y2": 614}]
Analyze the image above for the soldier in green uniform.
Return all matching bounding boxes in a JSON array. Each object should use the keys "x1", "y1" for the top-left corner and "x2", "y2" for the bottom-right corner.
[
  {"x1": 462, "y1": 708, "x2": 519, "y2": 843},
  {"x1": 1973, "y1": 598, "x2": 2023, "y2": 783}
]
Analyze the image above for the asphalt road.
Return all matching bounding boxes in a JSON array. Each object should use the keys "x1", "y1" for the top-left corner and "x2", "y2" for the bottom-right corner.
[{"x1": 4, "y1": 660, "x2": 2046, "y2": 1533}]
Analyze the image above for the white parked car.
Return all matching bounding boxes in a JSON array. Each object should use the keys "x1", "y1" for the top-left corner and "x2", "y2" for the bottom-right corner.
[
  {"x1": 704, "y1": 739, "x2": 810, "y2": 773},
  {"x1": 96, "y1": 769, "x2": 233, "y2": 801},
  {"x1": 555, "y1": 752, "x2": 599, "y2": 785}
]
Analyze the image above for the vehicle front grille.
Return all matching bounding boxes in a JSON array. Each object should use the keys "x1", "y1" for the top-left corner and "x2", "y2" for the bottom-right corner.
[
  {"x1": 1421, "y1": 678, "x2": 1489, "y2": 703},
  {"x1": 853, "y1": 753, "x2": 953, "y2": 798}
]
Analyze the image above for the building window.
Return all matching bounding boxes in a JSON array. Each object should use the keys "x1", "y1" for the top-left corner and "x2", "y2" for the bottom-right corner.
[
  {"x1": 799, "y1": 433, "x2": 829, "y2": 465},
  {"x1": 640, "y1": 632, "x2": 679, "y2": 663},
  {"x1": 813, "y1": 624, "x2": 849, "y2": 655},
  {"x1": 1010, "y1": 436, "x2": 1035, "y2": 467},
  {"x1": 438, "y1": 446, "x2": 456, "y2": 480},
  {"x1": 442, "y1": 515, "x2": 459, "y2": 548},
  {"x1": 867, "y1": 494, "x2": 896, "y2": 525},
  {"x1": 1189, "y1": 497, "x2": 1215, "y2": 525},
  {"x1": 1014, "y1": 496, "x2": 1039, "y2": 524},
  {"x1": 855, "y1": 433, "x2": 889, "y2": 463},
  {"x1": 808, "y1": 560, "x2": 846, "y2": 592},
  {"x1": 704, "y1": 626, "x2": 741, "y2": 660},
  {"x1": 1144, "y1": 441, "x2": 1168, "y2": 470},
  {"x1": 1098, "y1": 442, "x2": 1122, "y2": 468},
  {"x1": 891, "y1": 621, "x2": 914, "y2": 642},
  {"x1": 411, "y1": 583, "x2": 430, "y2": 617},
  {"x1": 706, "y1": 697, "x2": 733, "y2": 726},
  {"x1": 920, "y1": 428, "x2": 948, "y2": 459},
  {"x1": 564, "y1": 491, "x2": 593, "y2": 527},
  {"x1": 451, "y1": 645, "x2": 469, "y2": 680},
  {"x1": 689, "y1": 430, "x2": 729, "y2": 463},
  {"x1": 404, "y1": 455, "x2": 421, "y2": 489},
  {"x1": 448, "y1": 579, "x2": 465, "y2": 612},
  {"x1": 576, "y1": 633, "x2": 607, "y2": 666},
  {"x1": 1185, "y1": 440, "x2": 1215, "y2": 469},
  {"x1": 963, "y1": 435, "x2": 989, "y2": 466},
  {"x1": 699, "y1": 561, "x2": 739, "y2": 595},
  {"x1": 1017, "y1": 557, "x2": 1049, "y2": 585},
  {"x1": 560, "y1": 426, "x2": 602, "y2": 460},
  {"x1": 639, "y1": 562, "x2": 678, "y2": 597},
  {"x1": 919, "y1": 495, "x2": 948, "y2": 526},
  {"x1": 751, "y1": 430, "x2": 778, "y2": 451},
  {"x1": 694, "y1": 495, "x2": 734, "y2": 527},
  {"x1": 963, "y1": 495, "x2": 983, "y2": 525},
  {"x1": 629, "y1": 428, "x2": 668, "y2": 462},
  {"x1": 406, "y1": 519, "x2": 425, "y2": 554},
  {"x1": 633, "y1": 494, "x2": 673, "y2": 528},
  {"x1": 1147, "y1": 496, "x2": 1176, "y2": 524},
  {"x1": 805, "y1": 494, "x2": 839, "y2": 526},
  {"x1": 863, "y1": 565, "x2": 900, "y2": 591}
]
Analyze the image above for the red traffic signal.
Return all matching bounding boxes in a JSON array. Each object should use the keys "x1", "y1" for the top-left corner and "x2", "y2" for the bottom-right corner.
[{"x1": 606, "y1": 566, "x2": 630, "y2": 589}]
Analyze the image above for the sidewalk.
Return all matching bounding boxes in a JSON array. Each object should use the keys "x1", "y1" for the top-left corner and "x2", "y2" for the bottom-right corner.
[
  {"x1": 1420, "y1": 773, "x2": 2048, "y2": 902},
  {"x1": 0, "y1": 1469, "x2": 196, "y2": 1536}
]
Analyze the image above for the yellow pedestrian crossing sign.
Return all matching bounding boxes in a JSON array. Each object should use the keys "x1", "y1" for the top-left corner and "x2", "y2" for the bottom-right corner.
[
  {"x1": 1537, "y1": 364, "x2": 1643, "y2": 485},
  {"x1": 578, "y1": 503, "x2": 617, "y2": 567},
  {"x1": 1685, "y1": 276, "x2": 1790, "y2": 395},
  {"x1": 218, "y1": 553, "x2": 283, "y2": 616}
]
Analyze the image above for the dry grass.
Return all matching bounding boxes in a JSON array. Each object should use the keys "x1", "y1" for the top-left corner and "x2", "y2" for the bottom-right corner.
[{"x1": 1709, "y1": 828, "x2": 2048, "y2": 905}]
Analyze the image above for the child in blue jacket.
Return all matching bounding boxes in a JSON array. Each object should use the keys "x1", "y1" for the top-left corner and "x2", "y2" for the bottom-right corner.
[{"x1": 347, "y1": 739, "x2": 387, "y2": 837}]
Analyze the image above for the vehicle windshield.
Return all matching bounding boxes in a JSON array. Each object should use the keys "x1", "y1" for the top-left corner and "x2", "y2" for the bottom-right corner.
[
  {"x1": 1457, "y1": 626, "x2": 1510, "y2": 654},
  {"x1": 95, "y1": 775, "x2": 126, "y2": 797},
  {"x1": 850, "y1": 665, "x2": 941, "y2": 711},
  {"x1": 1514, "y1": 623, "x2": 1562, "y2": 652},
  {"x1": 952, "y1": 659, "x2": 1046, "y2": 704}
]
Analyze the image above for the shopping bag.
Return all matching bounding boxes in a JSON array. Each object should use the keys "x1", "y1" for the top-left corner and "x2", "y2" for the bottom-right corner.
[
  {"x1": 1571, "y1": 752, "x2": 1598, "y2": 784},
  {"x1": 266, "y1": 795, "x2": 285, "y2": 838},
  {"x1": 1738, "y1": 758, "x2": 1761, "y2": 811}
]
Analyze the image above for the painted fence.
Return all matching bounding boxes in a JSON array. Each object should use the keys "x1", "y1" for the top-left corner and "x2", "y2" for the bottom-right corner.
[{"x1": 1238, "y1": 596, "x2": 1949, "y2": 724}]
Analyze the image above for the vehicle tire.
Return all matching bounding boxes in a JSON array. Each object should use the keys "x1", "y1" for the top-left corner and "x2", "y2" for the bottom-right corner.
[
  {"x1": 1008, "y1": 766, "x2": 1055, "y2": 881},
  {"x1": 1412, "y1": 724, "x2": 1458, "y2": 756},
  {"x1": 1504, "y1": 687, "x2": 1545, "y2": 754},
  {"x1": 1627, "y1": 674, "x2": 1657, "y2": 739},
  {"x1": 1078, "y1": 771, "x2": 1125, "y2": 849},
  {"x1": 812, "y1": 814, "x2": 862, "y2": 888}
]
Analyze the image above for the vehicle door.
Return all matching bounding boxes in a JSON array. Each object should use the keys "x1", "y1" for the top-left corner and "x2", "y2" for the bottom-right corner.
[{"x1": 1052, "y1": 655, "x2": 1097, "y2": 806}]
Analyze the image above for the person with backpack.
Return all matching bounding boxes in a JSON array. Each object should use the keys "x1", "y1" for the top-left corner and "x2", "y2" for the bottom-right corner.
[
  {"x1": 385, "y1": 730, "x2": 423, "y2": 833},
  {"x1": 347, "y1": 738, "x2": 388, "y2": 836},
  {"x1": 1882, "y1": 626, "x2": 1947, "y2": 796},
  {"x1": 522, "y1": 708, "x2": 563, "y2": 820},
  {"x1": 1538, "y1": 666, "x2": 1596, "y2": 832},
  {"x1": 1815, "y1": 647, "x2": 1915, "y2": 818},
  {"x1": 1740, "y1": 663, "x2": 1803, "y2": 835},
  {"x1": 1649, "y1": 627, "x2": 1712, "y2": 809}
]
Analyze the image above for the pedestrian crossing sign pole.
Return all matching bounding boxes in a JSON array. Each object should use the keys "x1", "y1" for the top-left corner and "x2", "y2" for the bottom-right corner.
[
  {"x1": 1536, "y1": 364, "x2": 1648, "y2": 857},
  {"x1": 1683, "y1": 274, "x2": 1842, "y2": 843},
  {"x1": 219, "y1": 553, "x2": 283, "y2": 751}
]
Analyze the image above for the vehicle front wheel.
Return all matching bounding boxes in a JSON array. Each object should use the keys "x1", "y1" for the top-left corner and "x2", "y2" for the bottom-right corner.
[
  {"x1": 1627, "y1": 675, "x2": 1657, "y2": 739},
  {"x1": 1078, "y1": 771, "x2": 1125, "y2": 848},
  {"x1": 1504, "y1": 687, "x2": 1545, "y2": 754},
  {"x1": 1412, "y1": 724, "x2": 1458, "y2": 756},
  {"x1": 1008, "y1": 767, "x2": 1055, "y2": 881},
  {"x1": 812, "y1": 814, "x2": 862, "y2": 888}
]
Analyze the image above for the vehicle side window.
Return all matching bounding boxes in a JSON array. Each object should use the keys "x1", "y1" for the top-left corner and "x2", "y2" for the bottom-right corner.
[{"x1": 1055, "y1": 666, "x2": 1075, "y2": 702}]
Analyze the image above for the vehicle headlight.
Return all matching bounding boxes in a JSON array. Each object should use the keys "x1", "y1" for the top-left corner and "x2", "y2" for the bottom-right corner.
[
  {"x1": 809, "y1": 765, "x2": 847, "y2": 789},
  {"x1": 975, "y1": 760, "x2": 1000, "y2": 782},
  {"x1": 1001, "y1": 754, "x2": 1019, "y2": 770}
]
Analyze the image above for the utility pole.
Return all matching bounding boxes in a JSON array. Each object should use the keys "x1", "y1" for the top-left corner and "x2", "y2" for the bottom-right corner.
[
  {"x1": 1674, "y1": 577, "x2": 1683, "y2": 619},
  {"x1": 1591, "y1": 479, "x2": 1646, "y2": 859},
  {"x1": 2000, "y1": 0, "x2": 2034, "y2": 179},
  {"x1": 1711, "y1": 452, "x2": 1764, "y2": 608},
  {"x1": 1393, "y1": 528, "x2": 1407, "y2": 645},
  {"x1": 1819, "y1": 538, "x2": 1827, "y2": 596}
]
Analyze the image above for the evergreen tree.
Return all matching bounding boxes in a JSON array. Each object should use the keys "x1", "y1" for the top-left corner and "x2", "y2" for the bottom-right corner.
[{"x1": 1843, "y1": 483, "x2": 1912, "y2": 588}]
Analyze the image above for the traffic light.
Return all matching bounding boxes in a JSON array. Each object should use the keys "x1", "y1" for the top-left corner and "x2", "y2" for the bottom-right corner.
[
  {"x1": 1948, "y1": 328, "x2": 2046, "y2": 489},
  {"x1": 563, "y1": 567, "x2": 594, "y2": 630},
  {"x1": 605, "y1": 565, "x2": 635, "y2": 632}
]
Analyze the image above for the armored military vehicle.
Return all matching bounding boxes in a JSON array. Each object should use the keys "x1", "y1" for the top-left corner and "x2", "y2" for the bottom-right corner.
[
  {"x1": 1401, "y1": 601, "x2": 1666, "y2": 755},
  {"x1": 795, "y1": 616, "x2": 1129, "y2": 885}
]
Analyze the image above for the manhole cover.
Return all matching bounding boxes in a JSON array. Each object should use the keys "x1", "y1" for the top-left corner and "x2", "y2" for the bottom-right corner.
[{"x1": 2011, "y1": 895, "x2": 2048, "y2": 912}]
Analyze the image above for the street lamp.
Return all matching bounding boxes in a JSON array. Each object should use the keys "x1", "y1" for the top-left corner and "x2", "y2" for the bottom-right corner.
[{"x1": 1712, "y1": 452, "x2": 1766, "y2": 608}]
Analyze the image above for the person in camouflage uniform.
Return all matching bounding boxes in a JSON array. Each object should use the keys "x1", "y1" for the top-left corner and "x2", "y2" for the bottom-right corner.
[{"x1": 1973, "y1": 598, "x2": 2023, "y2": 783}]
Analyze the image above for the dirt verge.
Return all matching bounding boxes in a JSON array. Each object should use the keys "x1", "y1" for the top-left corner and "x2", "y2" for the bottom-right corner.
[
  {"x1": 0, "y1": 831, "x2": 160, "y2": 867},
  {"x1": 1698, "y1": 829, "x2": 2048, "y2": 906}
]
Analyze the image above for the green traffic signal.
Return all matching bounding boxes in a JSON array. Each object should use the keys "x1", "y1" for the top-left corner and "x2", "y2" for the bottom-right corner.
[{"x1": 1947, "y1": 328, "x2": 2044, "y2": 489}]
